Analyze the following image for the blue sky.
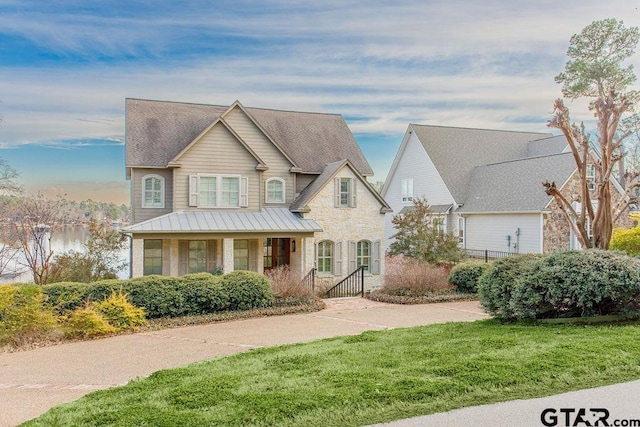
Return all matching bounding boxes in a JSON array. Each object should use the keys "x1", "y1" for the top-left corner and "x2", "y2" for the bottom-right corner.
[{"x1": 1, "y1": 0, "x2": 639, "y2": 204}]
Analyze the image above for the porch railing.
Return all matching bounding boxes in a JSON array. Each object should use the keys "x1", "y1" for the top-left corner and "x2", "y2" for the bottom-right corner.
[
  {"x1": 325, "y1": 266, "x2": 365, "y2": 298},
  {"x1": 301, "y1": 268, "x2": 316, "y2": 294}
]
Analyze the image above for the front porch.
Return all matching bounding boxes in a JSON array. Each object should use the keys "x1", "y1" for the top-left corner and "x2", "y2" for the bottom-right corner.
[
  {"x1": 131, "y1": 235, "x2": 316, "y2": 278},
  {"x1": 123, "y1": 207, "x2": 323, "y2": 279}
]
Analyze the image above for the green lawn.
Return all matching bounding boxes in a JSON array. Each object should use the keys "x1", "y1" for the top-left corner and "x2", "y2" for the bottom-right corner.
[{"x1": 24, "y1": 319, "x2": 640, "y2": 427}]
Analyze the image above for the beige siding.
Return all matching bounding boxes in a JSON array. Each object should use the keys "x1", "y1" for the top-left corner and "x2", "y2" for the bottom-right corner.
[
  {"x1": 295, "y1": 174, "x2": 316, "y2": 194},
  {"x1": 224, "y1": 107, "x2": 295, "y2": 205},
  {"x1": 131, "y1": 168, "x2": 174, "y2": 223},
  {"x1": 174, "y1": 124, "x2": 261, "y2": 210}
]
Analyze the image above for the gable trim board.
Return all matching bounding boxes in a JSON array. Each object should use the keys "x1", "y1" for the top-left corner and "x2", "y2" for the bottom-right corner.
[
  {"x1": 169, "y1": 117, "x2": 267, "y2": 170},
  {"x1": 222, "y1": 101, "x2": 299, "y2": 170},
  {"x1": 382, "y1": 126, "x2": 456, "y2": 204},
  {"x1": 290, "y1": 159, "x2": 392, "y2": 214}
]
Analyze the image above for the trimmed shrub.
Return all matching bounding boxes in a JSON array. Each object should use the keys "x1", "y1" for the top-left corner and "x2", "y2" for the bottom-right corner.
[
  {"x1": 477, "y1": 254, "x2": 542, "y2": 321},
  {"x1": 510, "y1": 250, "x2": 640, "y2": 319},
  {"x1": 0, "y1": 284, "x2": 59, "y2": 345},
  {"x1": 448, "y1": 262, "x2": 490, "y2": 293},
  {"x1": 177, "y1": 273, "x2": 228, "y2": 314},
  {"x1": 221, "y1": 271, "x2": 274, "y2": 311},
  {"x1": 611, "y1": 227, "x2": 640, "y2": 256},
  {"x1": 123, "y1": 275, "x2": 185, "y2": 318},
  {"x1": 63, "y1": 307, "x2": 116, "y2": 339},
  {"x1": 42, "y1": 282, "x2": 91, "y2": 314},
  {"x1": 93, "y1": 291, "x2": 146, "y2": 331},
  {"x1": 85, "y1": 279, "x2": 128, "y2": 303}
]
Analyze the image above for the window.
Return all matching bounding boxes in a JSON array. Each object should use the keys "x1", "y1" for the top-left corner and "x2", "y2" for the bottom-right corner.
[
  {"x1": 143, "y1": 240, "x2": 163, "y2": 275},
  {"x1": 317, "y1": 240, "x2": 334, "y2": 274},
  {"x1": 340, "y1": 178, "x2": 351, "y2": 207},
  {"x1": 586, "y1": 164, "x2": 596, "y2": 191},
  {"x1": 234, "y1": 239, "x2": 249, "y2": 270},
  {"x1": 142, "y1": 175, "x2": 164, "y2": 208},
  {"x1": 433, "y1": 216, "x2": 445, "y2": 233},
  {"x1": 356, "y1": 240, "x2": 371, "y2": 272},
  {"x1": 334, "y1": 178, "x2": 356, "y2": 208},
  {"x1": 263, "y1": 238, "x2": 273, "y2": 268},
  {"x1": 188, "y1": 240, "x2": 207, "y2": 273},
  {"x1": 189, "y1": 174, "x2": 247, "y2": 208},
  {"x1": 458, "y1": 217, "x2": 465, "y2": 245},
  {"x1": 401, "y1": 178, "x2": 413, "y2": 203},
  {"x1": 266, "y1": 178, "x2": 285, "y2": 203},
  {"x1": 199, "y1": 176, "x2": 217, "y2": 207},
  {"x1": 221, "y1": 177, "x2": 240, "y2": 207}
]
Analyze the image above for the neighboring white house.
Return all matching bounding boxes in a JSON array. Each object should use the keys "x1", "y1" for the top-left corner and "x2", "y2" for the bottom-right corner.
[
  {"x1": 123, "y1": 99, "x2": 391, "y2": 291},
  {"x1": 382, "y1": 124, "x2": 629, "y2": 254}
]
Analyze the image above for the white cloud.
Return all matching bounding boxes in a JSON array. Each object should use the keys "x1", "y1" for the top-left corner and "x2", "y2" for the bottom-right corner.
[{"x1": 1, "y1": 0, "x2": 639, "y2": 149}]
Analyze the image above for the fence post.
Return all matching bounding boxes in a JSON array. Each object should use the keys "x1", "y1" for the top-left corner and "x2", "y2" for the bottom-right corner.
[{"x1": 484, "y1": 250, "x2": 488, "y2": 263}]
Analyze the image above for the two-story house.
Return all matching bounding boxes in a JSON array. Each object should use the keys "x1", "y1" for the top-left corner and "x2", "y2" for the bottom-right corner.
[
  {"x1": 382, "y1": 124, "x2": 630, "y2": 254},
  {"x1": 123, "y1": 99, "x2": 391, "y2": 291}
]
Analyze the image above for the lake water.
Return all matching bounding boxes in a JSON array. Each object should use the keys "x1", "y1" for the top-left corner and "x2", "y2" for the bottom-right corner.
[{"x1": 0, "y1": 225, "x2": 131, "y2": 284}]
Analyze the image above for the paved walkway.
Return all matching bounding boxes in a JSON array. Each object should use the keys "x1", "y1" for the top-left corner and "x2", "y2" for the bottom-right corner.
[
  {"x1": 0, "y1": 299, "x2": 487, "y2": 426},
  {"x1": 3, "y1": 299, "x2": 639, "y2": 427}
]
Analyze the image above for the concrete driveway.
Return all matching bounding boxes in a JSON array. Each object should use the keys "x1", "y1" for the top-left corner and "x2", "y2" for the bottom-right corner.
[{"x1": 0, "y1": 299, "x2": 488, "y2": 426}]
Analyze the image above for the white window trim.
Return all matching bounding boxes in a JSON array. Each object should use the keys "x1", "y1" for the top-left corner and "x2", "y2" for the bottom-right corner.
[
  {"x1": 401, "y1": 178, "x2": 413, "y2": 203},
  {"x1": 265, "y1": 177, "x2": 286, "y2": 204},
  {"x1": 586, "y1": 164, "x2": 596, "y2": 191},
  {"x1": 316, "y1": 240, "x2": 334, "y2": 275},
  {"x1": 334, "y1": 177, "x2": 357, "y2": 208},
  {"x1": 189, "y1": 174, "x2": 248, "y2": 208},
  {"x1": 356, "y1": 240, "x2": 371, "y2": 273},
  {"x1": 142, "y1": 174, "x2": 165, "y2": 209}
]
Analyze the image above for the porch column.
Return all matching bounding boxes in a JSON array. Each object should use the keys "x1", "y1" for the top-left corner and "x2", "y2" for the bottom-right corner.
[
  {"x1": 167, "y1": 239, "x2": 179, "y2": 276},
  {"x1": 131, "y1": 238, "x2": 144, "y2": 278},
  {"x1": 223, "y1": 238, "x2": 234, "y2": 273},
  {"x1": 303, "y1": 236, "x2": 315, "y2": 274}
]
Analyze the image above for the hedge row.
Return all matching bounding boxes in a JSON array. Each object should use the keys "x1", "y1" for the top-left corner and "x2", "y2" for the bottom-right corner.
[
  {"x1": 42, "y1": 271, "x2": 274, "y2": 318},
  {"x1": 478, "y1": 250, "x2": 640, "y2": 321},
  {"x1": 448, "y1": 262, "x2": 490, "y2": 293}
]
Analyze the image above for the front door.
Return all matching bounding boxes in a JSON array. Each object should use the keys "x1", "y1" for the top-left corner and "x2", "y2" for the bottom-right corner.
[{"x1": 263, "y1": 238, "x2": 291, "y2": 271}]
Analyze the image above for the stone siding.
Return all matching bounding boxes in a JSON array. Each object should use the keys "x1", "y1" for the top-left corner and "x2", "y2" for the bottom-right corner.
[
  {"x1": 543, "y1": 170, "x2": 632, "y2": 252},
  {"x1": 305, "y1": 166, "x2": 387, "y2": 291}
]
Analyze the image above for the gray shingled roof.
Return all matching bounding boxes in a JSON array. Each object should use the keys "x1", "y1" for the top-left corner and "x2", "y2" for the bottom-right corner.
[
  {"x1": 122, "y1": 207, "x2": 322, "y2": 233},
  {"x1": 289, "y1": 159, "x2": 392, "y2": 213},
  {"x1": 457, "y1": 152, "x2": 576, "y2": 213},
  {"x1": 411, "y1": 125, "x2": 554, "y2": 204},
  {"x1": 125, "y1": 98, "x2": 373, "y2": 176},
  {"x1": 289, "y1": 160, "x2": 346, "y2": 212},
  {"x1": 399, "y1": 204, "x2": 452, "y2": 214},
  {"x1": 526, "y1": 135, "x2": 568, "y2": 157}
]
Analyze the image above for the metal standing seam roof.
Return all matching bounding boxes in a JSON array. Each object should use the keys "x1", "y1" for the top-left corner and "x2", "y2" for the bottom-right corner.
[{"x1": 122, "y1": 207, "x2": 323, "y2": 233}]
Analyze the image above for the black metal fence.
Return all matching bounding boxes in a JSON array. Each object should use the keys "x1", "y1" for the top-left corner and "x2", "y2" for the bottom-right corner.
[
  {"x1": 465, "y1": 249, "x2": 518, "y2": 263},
  {"x1": 325, "y1": 266, "x2": 365, "y2": 298}
]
